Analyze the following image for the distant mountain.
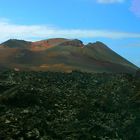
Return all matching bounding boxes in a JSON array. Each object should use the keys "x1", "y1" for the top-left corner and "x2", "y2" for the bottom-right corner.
[{"x1": 0, "y1": 38, "x2": 138, "y2": 73}]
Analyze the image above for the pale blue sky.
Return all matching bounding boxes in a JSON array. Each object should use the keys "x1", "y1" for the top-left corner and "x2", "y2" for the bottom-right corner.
[{"x1": 0, "y1": 0, "x2": 140, "y2": 66}]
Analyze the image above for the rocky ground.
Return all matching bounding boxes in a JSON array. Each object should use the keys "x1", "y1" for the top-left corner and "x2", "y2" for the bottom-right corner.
[{"x1": 0, "y1": 70, "x2": 139, "y2": 140}]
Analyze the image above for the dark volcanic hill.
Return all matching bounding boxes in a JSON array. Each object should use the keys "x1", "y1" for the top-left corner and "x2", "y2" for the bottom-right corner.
[
  {"x1": 0, "y1": 38, "x2": 138, "y2": 73},
  {"x1": 1, "y1": 39, "x2": 32, "y2": 49}
]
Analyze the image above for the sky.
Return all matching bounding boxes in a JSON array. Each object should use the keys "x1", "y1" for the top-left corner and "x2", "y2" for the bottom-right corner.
[{"x1": 0, "y1": 0, "x2": 140, "y2": 67}]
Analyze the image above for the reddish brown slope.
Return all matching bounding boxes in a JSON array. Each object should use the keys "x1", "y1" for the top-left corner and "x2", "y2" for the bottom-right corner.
[{"x1": 31, "y1": 38, "x2": 70, "y2": 51}]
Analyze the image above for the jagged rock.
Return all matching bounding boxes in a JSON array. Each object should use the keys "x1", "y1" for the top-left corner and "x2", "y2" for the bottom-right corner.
[
  {"x1": 19, "y1": 137, "x2": 24, "y2": 140},
  {"x1": 5, "y1": 119, "x2": 11, "y2": 124},
  {"x1": 22, "y1": 109, "x2": 30, "y2": 114},
  {"x1": 26, "y1": 128, "x2": 40, "y2": 139}
]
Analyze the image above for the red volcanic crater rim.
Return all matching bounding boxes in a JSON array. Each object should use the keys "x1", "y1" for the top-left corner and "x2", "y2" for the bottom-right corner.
[{"x1": 31, "y1": 38, "x2": 70, "y2": 50}]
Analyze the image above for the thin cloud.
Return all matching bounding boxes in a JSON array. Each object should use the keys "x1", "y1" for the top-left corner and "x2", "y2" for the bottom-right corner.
[
  {"x1": 0, "y1": 20, "x2": 140, "y2": 43},
  {"x1": 130, "y1": 0, "x2": 140, "y2": 17},
  {"x1": 121, "y1": 43, "x2": 140, "y2": 48},
  {"x1": 96, "y1": 0, "x2": 124, "y2": 4}
]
